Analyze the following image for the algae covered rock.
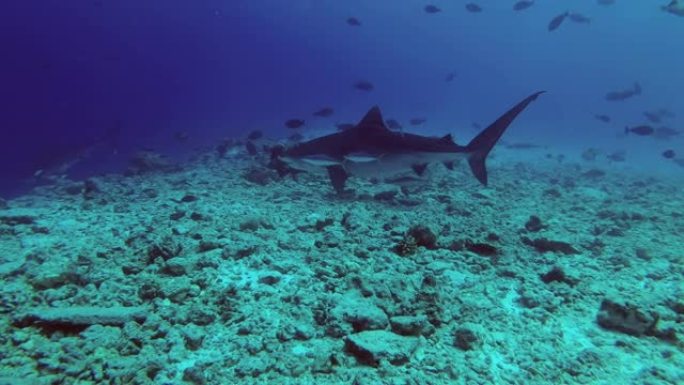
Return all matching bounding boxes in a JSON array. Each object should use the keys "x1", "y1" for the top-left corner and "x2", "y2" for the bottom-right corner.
[
  {"x1": 596, "y1": 299, "x2": 658, "y2": 336},
  {"x1": 14, "y1": 306, "x2": 148, "y2": 328},
  {"x1": 389, "y1": 315, "x2": 434, "y2": 336},
  {"x1": 344, "y1": 330, "x2": 419, "y2": 366},
  {"x1": 330, "y1": 297, "x2": 389, "y2": 335}
]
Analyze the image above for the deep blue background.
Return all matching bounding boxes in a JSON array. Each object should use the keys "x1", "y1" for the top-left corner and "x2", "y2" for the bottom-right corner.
[{"x1": 1, "y1": 1, "x2": 682, "y2": 197}]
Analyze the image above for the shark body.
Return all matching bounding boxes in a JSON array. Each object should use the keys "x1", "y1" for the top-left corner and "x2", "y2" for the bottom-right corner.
[{"x1": 271, "y1": 91, "x2": 544, "y2": 193}]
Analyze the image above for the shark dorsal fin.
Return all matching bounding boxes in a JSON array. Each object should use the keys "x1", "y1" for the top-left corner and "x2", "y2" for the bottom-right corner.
[{"x1": 356, "y1": 106, "x2": 388, "y2": 131}]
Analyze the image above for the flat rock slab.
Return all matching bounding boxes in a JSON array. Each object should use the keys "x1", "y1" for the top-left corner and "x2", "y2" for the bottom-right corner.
[
  {"x1": 13, "y1": 306, "x2": 148, "y2": 328},
  {"x1": 596, "y1": 299, "x2": 657, "y2": 336},
  {"x1": 344, "y1": 330, "x2": 419, "y2": 367}
]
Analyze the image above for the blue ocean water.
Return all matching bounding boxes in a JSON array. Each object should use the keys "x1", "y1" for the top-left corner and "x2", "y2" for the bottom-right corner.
[
  {"x1": 1, "y1": 1, "x2": 682, "y2": 196},
  {"x1": 2, "y1": 2, "x2": 684, "y2": 384}
]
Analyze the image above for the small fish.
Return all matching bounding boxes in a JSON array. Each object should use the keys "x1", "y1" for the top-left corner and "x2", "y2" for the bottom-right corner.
[
  {"x1": 247, "y1": 130, "x2": 263, "y2": 140},
  {"x1": 569, "y1": 13, "x2": 591, "y2": 24},
  {"x1": 597, "y1": 0, "x2": 615, "y2": 5},
  {"x1": 409, "y1": 118, "x2": 427, "y2": 126},
  {"x1": 465, "y1": 3, "x2": 482, "y2": 13},
  {"x1": 285, "y1": 119, "x2": 305, "y2": 129},
  {"x1": 605, "y1": 82, "x2": 641, "y2": 101},
  {"x1": 662, "y1": 0, "x2": 684, "y2": 17},
  {"x1": 548, "y1": 12, "x2": 569, "y2": 31},
  {"x1": 513, "y1": 1, "x2": 534, "y2": 11},
  {"x1": 354, "y1": 80, "x2": 374, "y2": 91},
  {"x1": 444, "y1": 71, "x2": 457, "y2": 82},
  {"x1": 386, "y1": 119, "x2": 402, "y2": 130},
  {"x1": 643, "y1": 111, "x2": 661, "y2": 123},
  {"x1": 594, "y1": 114, "x2": 611, "y2": 123},
  {"x1": 625, "y1": 125, "x2": 655, "y2": 136},
  {"x1": 346, "y1": 17, "x2": 361, "y2": 26},
  {"x1": 424, "y1": 5, "x2": 441, "y2": 14},
  {"x1": 662, "y1": 149, "x2": 676, "y2": 159},
  {"x1": 335, "y1": 123, "x2": 355, "y2": 131},
  {"x1": 313, "y1": 107, "x2": 334, "y2": 117}
]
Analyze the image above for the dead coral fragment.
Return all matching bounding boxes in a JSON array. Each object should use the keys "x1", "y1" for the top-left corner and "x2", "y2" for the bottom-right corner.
[
  {"x1": 521, "y1": 236, "x2": 578, "y2": 255},
  {"x1": 406, "y1": 225, "x2": 438, "y2": 249},
  {"x1": 393, "y1": 235, "x2": 418, "y2": 256}
]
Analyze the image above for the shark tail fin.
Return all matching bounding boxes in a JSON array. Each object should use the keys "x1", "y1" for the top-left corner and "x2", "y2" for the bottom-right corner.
[{"x1": 465, "y1": 91, "x2": 545, "y2": 185}]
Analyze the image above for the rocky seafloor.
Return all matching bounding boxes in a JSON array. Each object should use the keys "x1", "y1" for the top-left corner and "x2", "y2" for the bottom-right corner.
[{"x1": 0, "y1": 147, "x2": 683, "y2": 385}]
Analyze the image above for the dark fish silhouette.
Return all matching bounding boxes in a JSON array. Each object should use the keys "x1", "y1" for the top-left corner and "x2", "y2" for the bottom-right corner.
[
  {"x1": 662, "y1": 149, "x2": 676, "y2": 159},
  {"x1": 466, "y1": 3, "x2": 482, "y2": 13},
  {"x1": 336, "y1": 123, "x2": 355, "y2": 131},
  {"x1": 625, "y1": 125, "x2": 654, "y2": 136},
  {"x1": 269, "y1": 91, "x2": 544, "y2": 193},
  {"x1": 662, "y1": 0, "x2": 684, "y2": 16},
  {"x1": 569, "y1": 13, "x2": 591, "y2": 24},
  {"x1": 285, "y1": 119, "x2": 305, "y2": 129},
  {"x1": 247, "y1": 130, "x2": 263, "y2": 140},
  {"x1": 386, "y1": 119, "x2": 402, "y2": 130},
  {"x1": 354, "y1": 81, "x2": 374, "y2": 91},
  {"x1": 643, "y1": 111, "x2": 661, "y2": 123},
  {"x1": 409, "y1": 118, "x2": 427, "y2": 126},
  {"x1": 594, "y1": 114, "x2": 611, "y2": 123},
  {"x1": 445, "y1": 71, "x2": 457, "y2": 82},
  {"x1": 346, "y1": 17, "x2": 361, "y2": 26},
  {"x1": 313, "y1": 107, "x2": 334, "y2": 117},
  {"x1": 424, "y1": 5, "x2": 441, "y2": 13},
  {"x1": 548, "y1": 12, "x2": 569, "y2": 31},
  {"x1": 513, "y1": 1, "x2": 534, "y2": 11},
  {"x1": 605, "y1": 83, "x2": 641, "y2": 101}
]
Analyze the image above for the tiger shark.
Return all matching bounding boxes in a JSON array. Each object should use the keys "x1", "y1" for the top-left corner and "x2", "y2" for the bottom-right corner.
[{"x1": 270, "y1": 91, "x2": 544, "y2": 193}]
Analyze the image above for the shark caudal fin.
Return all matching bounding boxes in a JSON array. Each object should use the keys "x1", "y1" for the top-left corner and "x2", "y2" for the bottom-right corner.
[{"x1": 465, "y1": 91, "x2": 545, "y2": 185}]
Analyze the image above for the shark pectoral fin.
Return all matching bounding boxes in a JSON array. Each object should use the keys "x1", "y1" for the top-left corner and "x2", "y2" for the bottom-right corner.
[
  {"x1": 411, "y1": 163, "x2": 428, "y2": 176},
  {"x1": 326, "y1": 165, "x2": 349, "y2": 194}
]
